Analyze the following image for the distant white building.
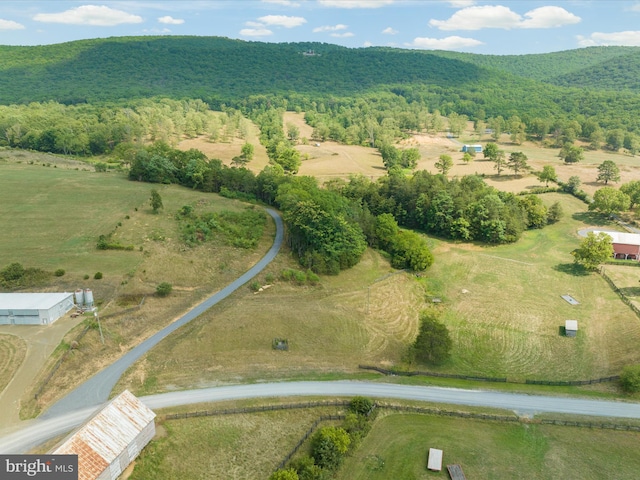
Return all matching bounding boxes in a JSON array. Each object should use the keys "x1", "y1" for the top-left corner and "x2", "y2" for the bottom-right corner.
[
  {"x1": 52, "y1": 390, "x2": 156, "y2": 480},
  {"x1": 0, "y1": 293, "x2": 74, "y2": 325},
  {"x1": 461, "y1": 144, "x2": 483, "y2": 153}
]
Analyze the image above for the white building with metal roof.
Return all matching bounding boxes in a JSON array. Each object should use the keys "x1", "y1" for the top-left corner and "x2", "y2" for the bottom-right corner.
[
  {"x1": 0, "y1": 292, "x2": 74, "y2": 325},
  {"x1": 52, "y1": 390, "x2": 156, "y2": 480}
]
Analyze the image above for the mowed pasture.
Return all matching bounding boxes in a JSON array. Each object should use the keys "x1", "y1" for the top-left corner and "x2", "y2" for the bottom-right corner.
[
  {"x1": 116, "y1": 248, "x2": 423, "y2": 394},
  {"x1": 338, "y1": 413, "x2": 640, "y2": 480},
  {"x1": 426, "y1": 193, "x2": 640, "y2": 381}
]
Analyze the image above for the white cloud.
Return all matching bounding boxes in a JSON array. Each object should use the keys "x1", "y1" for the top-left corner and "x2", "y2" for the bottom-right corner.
[
  {"x1": 313, "y1": 24, "x2": 348, "y2": 32},
  {"x1": 240, "y1": 28, "x2": 273, "y2": 36},
  {"x1": 578, "y1": 31, "x2": 640, "y2": 47},
  {"x1": 382, "y1": 27, "x2": 397, "y2": 35},
  {"x1": 363, "y1": 40, "x2": 373, "y2": 47},
  {"x1": 261, "y1": 0, "x2": 301, "y2": 6},
  {"x1": 630, "y1": 4, "x2": 640, "y2": 12},
  {"x1": 318, "y1": 0, "x2": 394, "y2": 8},
  {"x1": 33, "y1": 5, "x2": 143, "y2": 26},
  {"x1": 0, "y1": 19, "x2": 24, "y2": 30},
  {"x1": 331, "y1": 32, "x2": 355, "y2": 37},
  {"x1": 429, "y1": 5, "x2": 522, "y2": 30},
  {"x1": 406, "y1": 35, "x2": 483, "y2": 50},
  {"x1": 257, "y1": 15, "x2": 306, "y2": 27},
  {"x1": 158, "y1": 16, "x2": 184, "y2": 25},
  {"x1": 449, "y1": 0, "x2": 475, "y2": 7},
  {"x1": 430, "y1": 5, "x2": 580, "y2": 31},
  {"x1": 519, "y1": 6, "x2": 580, "y2": 29}
]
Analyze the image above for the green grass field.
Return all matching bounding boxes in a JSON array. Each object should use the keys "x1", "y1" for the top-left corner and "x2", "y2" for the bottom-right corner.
[
  {"x1": 338, "y1": 413, "x2": 640, "y2": 480},
  {"x1": 129, "y1": 404, "x2": 344, "y2": 480}
]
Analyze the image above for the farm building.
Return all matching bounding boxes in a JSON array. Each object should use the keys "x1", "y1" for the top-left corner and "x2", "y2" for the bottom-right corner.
[
  {"x1": 593, "y1": 230, "x2": 640, "y2": 261},
  {"x1": 565, "y1": 320, "x2": 578, "y2": 337},
  {"x1": 52, "y1": 390, "x2": 156, "y2": 480},
  {"x1": 427, "y1": 448, "x2": 443, "y2": 471},
  {"x1": 461, "y1": 144, "x2": 482, "y2": 153},
  {"x1": 0, "y1": 292, "x2": 74, "y2": 325}
]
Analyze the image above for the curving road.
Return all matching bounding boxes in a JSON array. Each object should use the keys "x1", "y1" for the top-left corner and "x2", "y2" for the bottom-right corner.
[
  {"x1": 3, "y1": 380, "x2": 640, "y2": 454},
  {"x1": 42, "y1": 208, "x2": 284, "y2": 419}
]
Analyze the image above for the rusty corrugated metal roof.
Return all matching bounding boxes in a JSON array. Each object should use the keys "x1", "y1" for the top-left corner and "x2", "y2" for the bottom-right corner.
[{"x1": 52, "y1": 390, "x2": 156, "y2": 480}]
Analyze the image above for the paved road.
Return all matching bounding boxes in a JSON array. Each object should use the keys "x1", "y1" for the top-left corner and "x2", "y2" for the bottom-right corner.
[
  {"x1": 42, "y1": 208, "x2": 284, "y2": 419},
  {"x1": 2, "y1": 380, "x2": 640, "y2": 454}
]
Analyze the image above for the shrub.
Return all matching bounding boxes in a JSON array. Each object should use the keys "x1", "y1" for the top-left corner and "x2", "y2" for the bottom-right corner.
[
  {"x1": 349, "y1": 396, "x2": 374, "y2": 416},
  {"x1": 156, "y1": 282, "x2": 173, "y2": 297},
  {"x1": 250, "y1": 281, "x2": 261, "y2": 292},
  {"x1": 620, "y1": 365, "x2": 640, "y2": 393},
  {"x1": 54, "y1": 269, "x2": 65, "y2": 277},
  {"x1": 94, "y1": 272, "x2": 103, "y2": 280},
  {"x1": 265, "y1": 273, "x2": 275, "y2": 283},
  {"x1": 83, "y1": 274, "x2": 90, "y2": 280}
]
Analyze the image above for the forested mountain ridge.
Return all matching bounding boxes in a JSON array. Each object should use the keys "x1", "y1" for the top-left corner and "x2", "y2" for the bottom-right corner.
[
  {"x1": 4, "y1": 37, "x2": 640, "y2": 131},
  {"x1": 0, "y1": 36, "x2": 498, "y2": 104},
  {"x1": 428, "y1": 46, "x2": 639, "y2": 86}
]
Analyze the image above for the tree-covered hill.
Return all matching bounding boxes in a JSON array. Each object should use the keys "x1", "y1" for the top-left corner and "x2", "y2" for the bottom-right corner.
[
  {"x1": 428, "y1": 46, "x2": 639, "y2": 86},
  {"x1": 0, "y1": 36, "x2": 498, "y2": 104},
  {"x1": 4, "y1": 37, "x2": 640, "y2": 131}
]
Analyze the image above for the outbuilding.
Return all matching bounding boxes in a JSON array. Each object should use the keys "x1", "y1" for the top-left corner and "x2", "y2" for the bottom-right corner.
[
  {"x1": 565, "y1": 320, "x2": 578, "y2": 337},
  {"x1": 461, "y1": 144, "x2": 482, "y2": 153},
  {"x1": 592, "y1": 230, "x2": 640, "y2": 261},
  {"x1": 0, "y1": 292, "x2": 74, "y2": 325},
  {"x1": 52, "y1": 390, "x2": 156, "y2": 480}
]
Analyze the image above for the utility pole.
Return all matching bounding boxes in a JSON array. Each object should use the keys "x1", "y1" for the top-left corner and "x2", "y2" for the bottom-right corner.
[{"x1": 94, "y1": 311, "x2": 104, "y2": 345}]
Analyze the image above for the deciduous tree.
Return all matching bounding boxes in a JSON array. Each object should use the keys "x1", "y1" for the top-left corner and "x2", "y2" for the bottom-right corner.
[
  {"x1": 435, "y1": 154, "x2": 453, "y2": 175},
  {"x1": 538, "y1": 165, "x2": 557, "y2": 186},
  {"x1": 571, "y1": 231, "x2": 613, "y2": 270},
  {"x1": 596, "y1": 160, "x2": 620, "y2": 184},
  {"x1": 507, "y1": 151, "x2": 528, "y2": 176},
  {"x1": 589, "y1": 187, "x2": 630, "y2": 216}
]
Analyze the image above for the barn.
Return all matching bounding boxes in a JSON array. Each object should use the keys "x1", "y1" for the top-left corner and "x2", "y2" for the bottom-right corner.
[
  {"x1": 52, "y1": 390, "x2": 156, "y2": 480},
  {"x1": 461, "y1": 144, "x2": 482, "y2": 153},
  {"x1": 593, "y1": 230, "x2": 640, "y2": 261},
  {"x1": 0, "y1": 292, "x2": 74, "y2": 325}
]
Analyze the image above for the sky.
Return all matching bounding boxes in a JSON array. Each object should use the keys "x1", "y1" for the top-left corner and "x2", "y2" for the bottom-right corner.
[{"x1": 2, "y1": 1, "x2": 640, "y2": 55}]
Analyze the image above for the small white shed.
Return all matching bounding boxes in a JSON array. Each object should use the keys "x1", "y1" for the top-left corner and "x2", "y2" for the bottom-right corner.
[
  {"x1": 565, "y1": 320, "x2": 578, "y2": 337},
  {"x1": 0, "y1": 293, "x2": 74, "y2": 325},
  {"x1": 428, "y1": 448, "x2": 443, "y2": 471}
]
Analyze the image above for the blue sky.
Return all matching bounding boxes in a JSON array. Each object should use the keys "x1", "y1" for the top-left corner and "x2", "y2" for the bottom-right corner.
[{"x1": 2, "y1": 1, "x2": 640, "y2": 55}]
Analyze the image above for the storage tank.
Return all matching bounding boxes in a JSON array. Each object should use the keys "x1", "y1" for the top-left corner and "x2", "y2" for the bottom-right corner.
[
  {"x1": 84, "y1": 288, "x2": 94, "y2": 308},
  {"x1": 74, "y1": 289, "x2": 84, "y2": 307}
]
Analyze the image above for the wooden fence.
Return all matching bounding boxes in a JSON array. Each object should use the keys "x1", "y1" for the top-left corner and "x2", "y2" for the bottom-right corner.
[{"x1": 600, "y1": 269, "x2": 640, "y2": 320}]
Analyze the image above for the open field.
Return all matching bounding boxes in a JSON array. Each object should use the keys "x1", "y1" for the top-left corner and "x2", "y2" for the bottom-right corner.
[
  {"x1": 114, "y1": 190, "x2": 640, "y2": 396},
  {"x1": 338, "y1": 413, "x2": 640, "y2": 480},
  {"x1": 0, "y1": 334, "x2": 26, "y2": 394},
  {"x1": 0, "y1": 154, "x2": 277, "y2": 419},
  {"x1": 425, "y1": 193, "x2": 640, "y2": 380},
  {"x1": 116, "y1": 248, "x2": 423, "y2": 394},
  {"x1": 181, "y1": 112, "x2": 640, "y2": 197},
  {"x1": 128, "y1": 404, "x2": 344, "y2": 480}
]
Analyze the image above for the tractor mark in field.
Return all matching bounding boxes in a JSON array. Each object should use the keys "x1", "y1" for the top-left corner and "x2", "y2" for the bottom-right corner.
[{"x1": 477, "y1": 254, "x2": 533, "y2": 266}]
